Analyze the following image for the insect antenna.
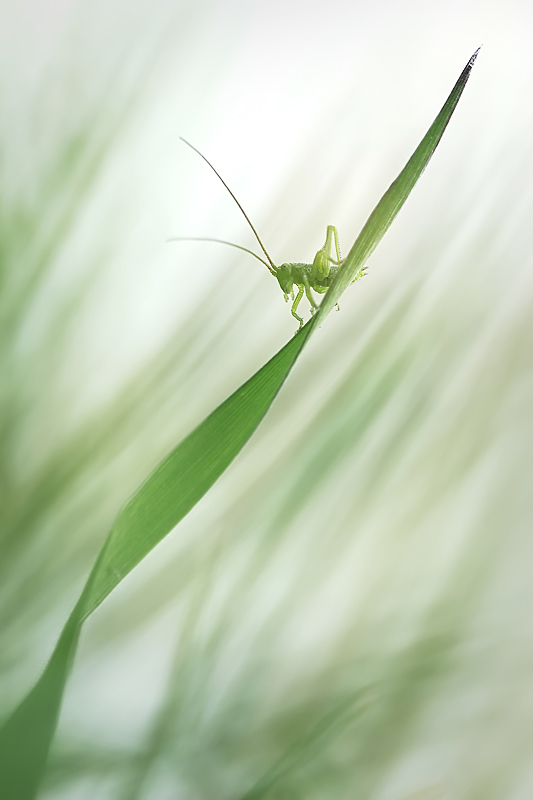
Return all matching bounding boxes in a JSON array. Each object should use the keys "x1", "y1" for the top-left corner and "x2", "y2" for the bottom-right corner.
[
  {"x1": 167, "y1": 236, "x2": 272, "y2": 270},
  {"x1": 180, "y1": 137, "x2": 276, "y2": 274}
]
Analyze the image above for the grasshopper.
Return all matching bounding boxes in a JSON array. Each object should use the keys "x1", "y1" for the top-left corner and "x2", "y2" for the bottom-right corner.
[{"x1": 173, "y1": 138, "x2": 365, "y2": 330}]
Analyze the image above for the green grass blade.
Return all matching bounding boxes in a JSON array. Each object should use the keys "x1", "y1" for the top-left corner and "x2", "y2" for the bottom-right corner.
[
  {"x1": 317, "y1": 47, "x2": 480, "y2": 322},
  {"x1": 0, "y1": 322, "x2": 314, "y2": 800},
  {"x1": 0, "y1": 618, "x2": 81, "y2": 800},
  {"x1": 0, "y1": 50, "x2": 479, "y2": 800},
  {"x1": 78, "y1": 323, "x2": 314, "y2": 619}
]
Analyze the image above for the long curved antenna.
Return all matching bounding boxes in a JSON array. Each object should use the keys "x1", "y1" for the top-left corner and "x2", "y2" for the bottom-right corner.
[
  {"x1": 167, "y1": 236, "x2": 272, "y2": 270},
  {"x1": 180, "y1": 137, "x2": 276, "y2": 274}
]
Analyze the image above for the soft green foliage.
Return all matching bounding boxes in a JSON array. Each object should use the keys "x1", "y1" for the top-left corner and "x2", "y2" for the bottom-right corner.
[
  {"x1": 5, "y1": 8, "x2": 533, "y2": 800},
  {"x1": 0, "y1": 46, "x2": 478, "y2": 799}
]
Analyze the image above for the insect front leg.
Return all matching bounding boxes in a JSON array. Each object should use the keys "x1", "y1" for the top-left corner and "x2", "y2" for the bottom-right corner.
[
  {"x1": 302, "y1": 273, "x2": 319, "y2": 315},
  {"x1": 291, "y1": 284, "x2": 305, "y2": 329},
  {"x1": 351, "y1": 265, "x2": 368, "y2": 283}
]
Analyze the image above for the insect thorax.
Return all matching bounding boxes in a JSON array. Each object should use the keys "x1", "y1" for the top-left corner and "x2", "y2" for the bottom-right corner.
[{"x1": 273, "y1": 262, "x2": 337, "y2": 294}]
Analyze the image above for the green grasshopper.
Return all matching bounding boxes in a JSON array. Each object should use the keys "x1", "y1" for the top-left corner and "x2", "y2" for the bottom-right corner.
[{"x1": 173, "y1": 138, "x2": 365, "y2": 329}]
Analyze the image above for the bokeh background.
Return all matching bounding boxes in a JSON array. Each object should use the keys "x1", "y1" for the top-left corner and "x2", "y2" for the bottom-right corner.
[{"x1": 1, "y1": 1, "x2": 533, "y2": 798}]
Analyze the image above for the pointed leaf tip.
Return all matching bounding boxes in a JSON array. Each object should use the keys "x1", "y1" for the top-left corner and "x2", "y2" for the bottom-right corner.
[{"x1": 468, "y1": 47, "x2": 481, "y2": 67}]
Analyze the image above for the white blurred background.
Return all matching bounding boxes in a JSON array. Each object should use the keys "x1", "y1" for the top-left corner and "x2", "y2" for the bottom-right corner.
[{"x1": 1, "y1": 1, "x2": 533, "y2": 798}]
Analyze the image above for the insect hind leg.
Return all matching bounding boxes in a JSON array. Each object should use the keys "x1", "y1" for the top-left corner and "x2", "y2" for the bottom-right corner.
[
  {"x1": 314, "y1": 225, "x2": 344, "y2": 277},
  {"x1": 324, "y1": 225, "x2": 342, "y2": 263}
]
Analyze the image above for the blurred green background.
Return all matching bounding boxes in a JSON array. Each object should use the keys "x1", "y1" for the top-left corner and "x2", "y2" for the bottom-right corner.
[{"x1": 1, "y1": 1, "x2": 532, "y2": 798}]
